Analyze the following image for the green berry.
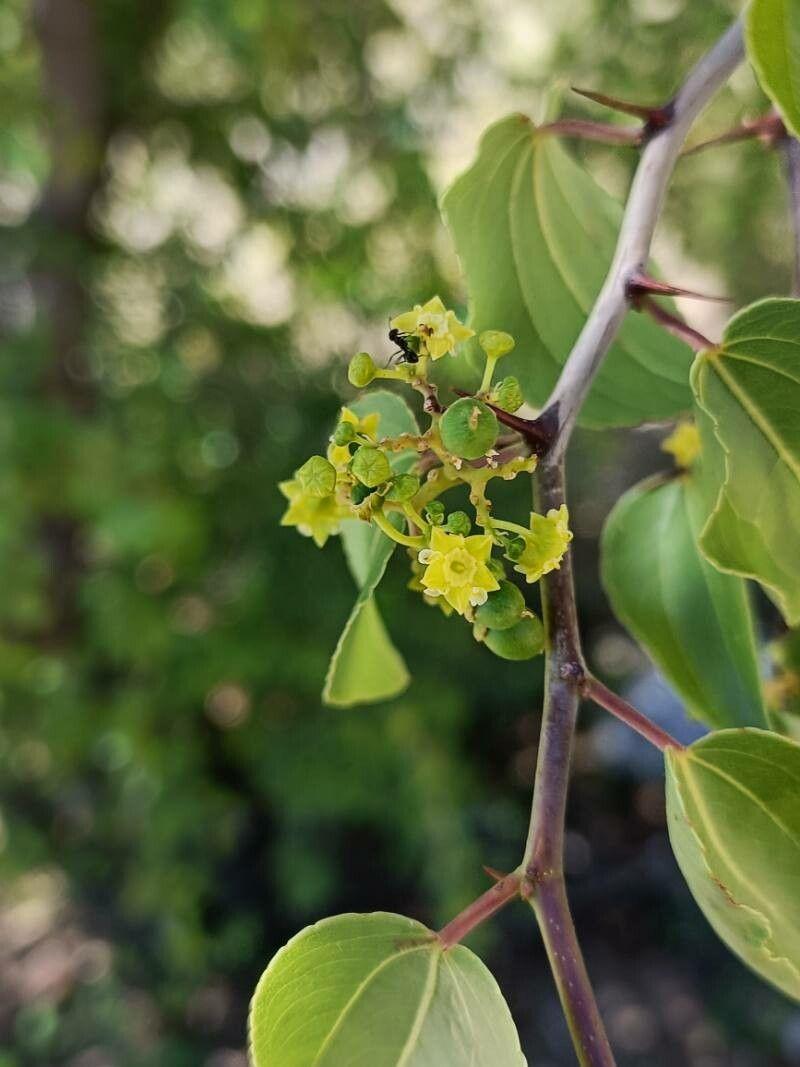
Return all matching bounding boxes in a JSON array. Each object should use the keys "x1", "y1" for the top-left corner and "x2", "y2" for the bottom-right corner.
[
  {"x1": 385, "y1": 473, "x2": 421, "y2": 502},
  {"x1": 505, "y1": 535, "x2": 527, "y2": 561},
  {"x1": 479, "y1": 330, "x2": 515, "y2": 360},
  {"x1": 351, "y1": 445, "x2": 391, "y2": 488},
  {"x1": 492, "y1": 376, "x2": 524, "y2": 413},
  {"x1": 487, "y1": 557, "x2": 507, "y2": 580},
  {"x1": 484, "y1": 615, "x2": 544, "y2": 660},
  {"x1": 424, "y1": 500, "x2": 446, "y2": 526},
  {"x1": 296, "y1": 455, "x2": 336, "y2": 498},
  {"x1": 440, "y1": 397, "x2": 498, "y2": 460},
  {"x1": 332, "y1": 420, "x2": 356, "y2": 446},
  {"x1": 474, "y1": 581, "x2": 525, "y2": 631},
  {"x1": 348, "y1": 352, "x2": 377, "y2": 388},
  {"x1": 445, "y1": 510, "x2": 472, "y2": 536}
]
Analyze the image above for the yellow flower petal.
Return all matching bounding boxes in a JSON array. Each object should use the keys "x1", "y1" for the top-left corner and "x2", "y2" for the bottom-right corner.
[
  {"x1": 512, "y1": 505, "x2": 573, "y2": 584},
  {"x1": 390, "y1": 309, "x2": 422, "y2": 334}
]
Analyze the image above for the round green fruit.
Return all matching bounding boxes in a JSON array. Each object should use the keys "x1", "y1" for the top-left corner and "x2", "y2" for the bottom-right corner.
[
  {"x1": 474, "y1": 581, "x2": 525, "y2": 631},
  {"x1": 440, "y1": 397, "x2": 498, "y2": 460},
  {"x1": 351, "y1": 445, "x2": 391, "y2": 487},
  {"x1": 348, "y1": 352, "x2": 376, "y2": 388},
  {"x1": 484, "y1": 615, "x2": 544, "y2": 660}
]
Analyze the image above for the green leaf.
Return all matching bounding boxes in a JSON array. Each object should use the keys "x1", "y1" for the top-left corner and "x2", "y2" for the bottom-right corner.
[
  {"x1": 248, "y1": 911, "x2": 527, "y2": 1067},
  {"x1": 601, "y1": 473, "x2": 765, "y2": 730},
  {"x1": 691, "y1": 298, "x2": 800, "y2": 625},
  {"x1": 746, "y1": 0, "x2": 800, "y2": 139},
  {"x1": 666, "y1": 729, "x2": 800, "y2": 1001},
  {"x1": 323, "y1": 391, "x2": 418, "y2": 707},
  {"x1": 441, "y1": 114, "x2": 693, "y2": 428}
]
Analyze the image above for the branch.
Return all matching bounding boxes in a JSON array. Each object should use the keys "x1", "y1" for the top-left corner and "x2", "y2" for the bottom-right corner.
[
  {"x1": 582, "y1": 675, "x2": 684, "y2": 752},
  {"x1": 540, "y1": 19, "x2": 746, "y2": 460},
  {"x1": 437, "y1": 872, "x2": 521, "y2": 949},
  {"x1": 783, "y1": 136, "x2": 800, "y2": 297},
  {"x1": 522, "y1": 457, "x2": 615, "y2": 1067},
  {"x1": 516, "y1": 22, "x2": 746, "y2": 1066}
]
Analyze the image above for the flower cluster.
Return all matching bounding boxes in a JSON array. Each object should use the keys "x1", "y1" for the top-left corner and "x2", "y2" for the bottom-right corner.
[{"x1": 279, "y1": 297, "x2": 573, "y2": 661}]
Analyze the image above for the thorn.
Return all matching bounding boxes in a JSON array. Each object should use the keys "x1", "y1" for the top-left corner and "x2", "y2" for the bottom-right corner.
[
  {"x1": 538, "y1": 119, "x2": 642, "y2": 147},
  {"x1": 627, "y1": 271, "x2": 730, "y2": 307},
  {"x1": 483, "y1": 865, "x2": 507, "y2": 883},
  {"x1": 453, "y1": 390, "x2": 554, "y2": 454},
  {"x1": 572, "y1": 86, "x2": 674, "y2": 133},
  {"x1": 637, "y1": 297, "x2": 714, "y2": 353},
  {"x1": 684, "y1": 112, "x2": 786, "y2": 156}
]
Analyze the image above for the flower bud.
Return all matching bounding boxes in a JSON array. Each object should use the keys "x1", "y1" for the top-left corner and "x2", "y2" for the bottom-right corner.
[
  {"x1": 445, "y1": 510, "x2": 472, "y2": 536},
  {"x1": 296, "y1": 455, "x2": 337, "y2": 498},
  {"x1": 492, "y1": 376, "x2": 524, "y2": 413},
  {"x1": 424, "y1": 500, "x2": 446, "y2": 526},
  {"x1": 440, "y1": 397, "x2": 498, "y2": 460},
  {"x1": 348, "y1": 352, "x2": 377, "y2": 388},
  {"x1": 479, "y1": 331, "x2": 515, "y2": 360},
  {"x1": 332, "y1": 420, "x2": 357, "y2": 446},
  {"x1": 351, "y1": 445, "x2": 391, "y2": 487},
  {"x1": 385, "y1": 473, "x2": 421, "y2": 502},
  {"x1": 474, "y1": 580, "x2": 525, "y2": 631},
  {"x1": 485, "y1": 614, "x2": 544, "y2": 660}
]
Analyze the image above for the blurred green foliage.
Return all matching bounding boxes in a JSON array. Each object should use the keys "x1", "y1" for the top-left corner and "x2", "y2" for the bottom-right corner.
[{"x1": 1, "y1": 0, "x2": 799, "y2": 1063}]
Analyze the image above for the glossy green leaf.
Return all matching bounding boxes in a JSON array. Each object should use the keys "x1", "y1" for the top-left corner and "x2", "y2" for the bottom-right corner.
[
  {"x1": 691, "y1": 298, "x2": 800, "y2": 625},
  {"x1": 249, "y1": 911, "x2": 527, "y2": 1067},
  {"x1": 746, "y1": 0, "x2": 800, "y2": 139},
  {"x1": 323, "y1": 392, "x2": 418, "y2": 707},
  {"x1": 666, "y1": 729, "x2": 800, "y2": 1001},
  {"x1": 441, "y1": 114, "x2": 693, "y2": 428},
  {"x1": 601, "y1": 474, "x2": 765, "y2": 730}
]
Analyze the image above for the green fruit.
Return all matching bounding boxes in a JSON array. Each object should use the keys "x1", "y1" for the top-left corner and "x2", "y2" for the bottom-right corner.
[
  {"x1": 332, "y1": 420, "x2": 356, "y2": 446},
  {"x1": 424, "y1": 500, "x2": 445, "y2": 525},
  {"x1": 484, "y1": 615, "x2": 544, "y2": 660},
  {"x1": 474, "y1": 581, "x2": 525, "y2": 631},
  {"x1": 445, "y1": 510, "x2": 472, "y2": 536},
  {"x1": 296, "y1": 455, "x2": 336, "y2": 498},
  {"x1": 440, "y1": 397, "x2": 498, "y2": 460},
  {"x1": 351, "y1": 445, "x2": 391, "y2": 487},
  {"x1": 348, "y1": 352, "x2": 377, "y2": 388},
  {"x1": 492, "y1": 376, "x2": 524, "y2": 413},
  {"x1": 385, "y1": 473, "x2": 420, "y2": 502}
]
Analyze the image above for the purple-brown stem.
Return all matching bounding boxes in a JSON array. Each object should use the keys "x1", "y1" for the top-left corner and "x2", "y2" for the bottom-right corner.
[
  {"x1": 530, "y1": 876, "x2": 616, "y2": 1067},
  {"x1": 684, "y1": 110, "x2": 785, "y2": 155},
  {"x1": 519, "y1": 456, "x2": 616, "y2": 1067},
  {"x1": 638, "y1": 296, "x2": 714, "y2": 352},
  {"x1": 538, "y1": 119, "x2": 642, "y2": 146},
  {"x1": 582, "y1": 675, "x2": 685, "y2": 752},
  {"x1": 437, "y1": 872, "x2": 522, "y2": 949}
]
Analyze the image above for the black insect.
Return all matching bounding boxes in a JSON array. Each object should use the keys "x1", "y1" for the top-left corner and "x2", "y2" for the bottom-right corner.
[{"x1": 388, "y1": 327, "x2": 421, "y2": 365}]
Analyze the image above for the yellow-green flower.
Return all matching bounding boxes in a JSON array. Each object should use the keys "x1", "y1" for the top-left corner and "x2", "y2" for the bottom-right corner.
[
  {"x1": 512, "y1": 505, "x2": 573, "y2": 584},
  {"x1": 279, "y1": 479, "x2": 347, "y2": 547},
  {"x1": 328, "y1": 407, "x2": 380, "y2": 467},
  {"x1": 661, "y1": 421, "x2": 700, "y2": 469},
  {"x1": 418, "y1": 527, "x2": 499, "y2": 615},
  {"x1": 391, "y1": 295, "x2": 474, "y2": 360}
]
